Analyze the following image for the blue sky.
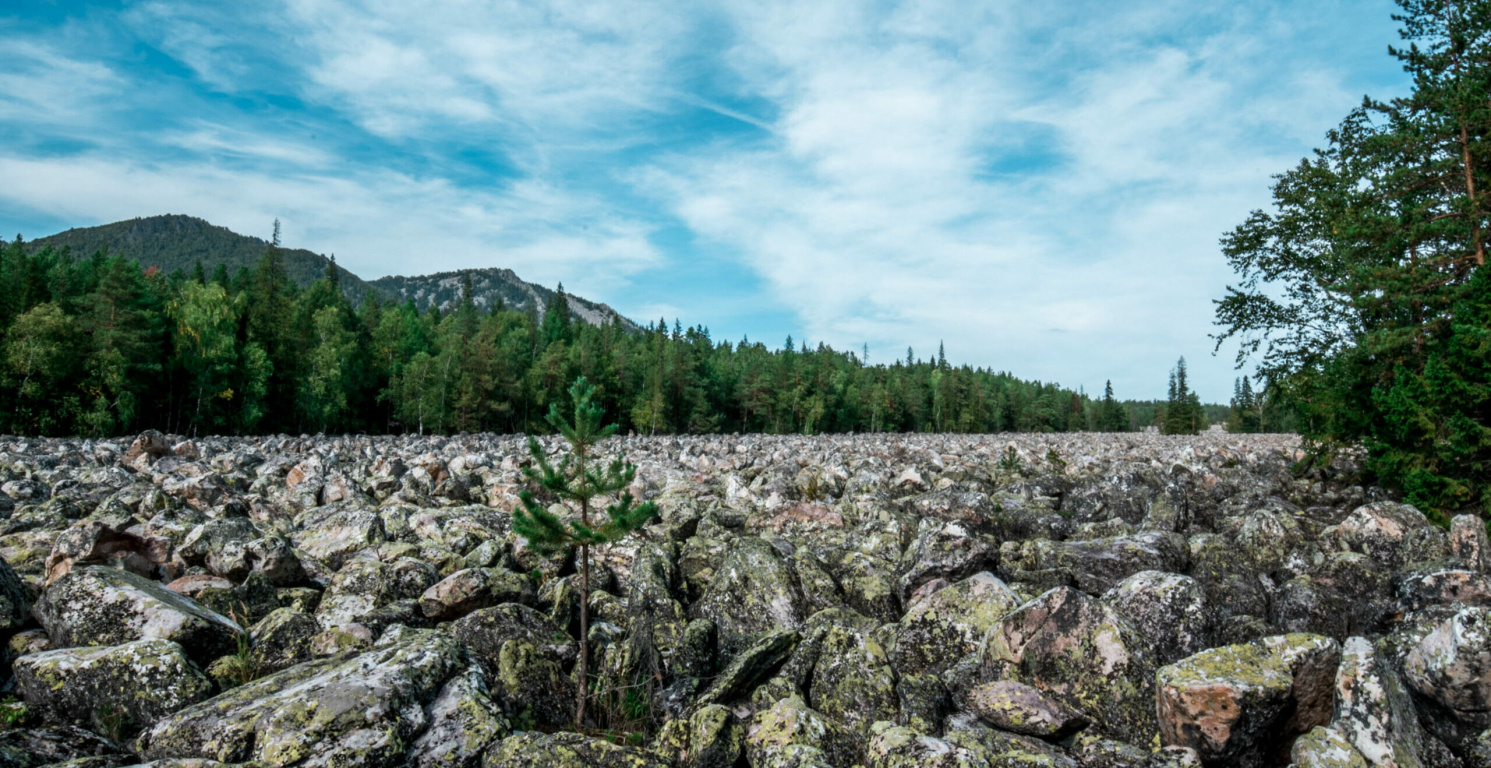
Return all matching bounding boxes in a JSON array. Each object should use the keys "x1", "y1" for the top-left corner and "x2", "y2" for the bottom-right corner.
[{"x1": 0, "y1": 0, "x2": 1409, "y2": 401}]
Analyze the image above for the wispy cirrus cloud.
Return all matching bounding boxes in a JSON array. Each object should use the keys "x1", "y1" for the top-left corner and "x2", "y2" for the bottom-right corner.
[{"x1": 0, "y1": 0, "x2": 1407, "y2": 400}]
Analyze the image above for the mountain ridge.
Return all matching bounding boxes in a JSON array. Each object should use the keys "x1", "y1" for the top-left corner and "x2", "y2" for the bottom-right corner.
[{"x1": 19, "y1": 214, "x2": 635, "y2": 329}]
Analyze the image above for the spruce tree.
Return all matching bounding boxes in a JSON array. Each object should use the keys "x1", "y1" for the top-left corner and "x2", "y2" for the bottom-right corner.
[{"x1": 512, "y1": 376, "x2": 658, "y2": 726}]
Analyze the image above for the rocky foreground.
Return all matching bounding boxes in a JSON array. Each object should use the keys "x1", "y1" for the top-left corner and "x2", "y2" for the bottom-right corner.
[{"x1": 0, "y1": 430, "x2": 1486, "y2": 768}]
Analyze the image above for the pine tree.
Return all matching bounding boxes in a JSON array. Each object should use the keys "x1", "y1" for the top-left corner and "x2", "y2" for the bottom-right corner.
[{"x1": 512, "y1": 376, "x2": 657, "y2": 726}]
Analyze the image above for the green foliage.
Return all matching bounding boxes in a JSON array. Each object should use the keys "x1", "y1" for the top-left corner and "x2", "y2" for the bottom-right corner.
[
  {"x1": 0, "y1": 696, "x2": 27, "y2": 727},
  {"x1": 1162, "y1": 357, "x2": 1207, "y2": 435},
  {"x1": 997, "y1": 446, "x2": 1024, "y2": 474},
  {"x1": 511, "y1": 376, "x2": 659, "y2": 727},
  {"x1": 1215, "y1": 0, "x2": 1491, "y2": 515},
  {"x1": 0, "y1": 228, "x2": 1228, "y2": 440}
]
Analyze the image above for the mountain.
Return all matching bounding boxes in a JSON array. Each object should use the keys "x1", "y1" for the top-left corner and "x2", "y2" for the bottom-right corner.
[
  {"x1": 22, "y1": 214, "x2": 635, "y2": 328},
  {"x1": 371, "y1": 269, "x2": 635, "y2": 328},
  {"x1": 24, "y1": 214, "x2": 374, "y2": 301}
]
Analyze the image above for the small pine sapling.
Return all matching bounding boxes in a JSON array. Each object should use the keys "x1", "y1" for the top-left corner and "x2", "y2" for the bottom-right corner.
[{"x1": 512, "y1": 376, "x2": 658, "y2": 727}]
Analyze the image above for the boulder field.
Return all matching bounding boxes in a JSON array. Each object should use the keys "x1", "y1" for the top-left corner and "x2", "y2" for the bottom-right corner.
[{"x1": 0, "y1": 429, "x2": 1484, "y2": 768}]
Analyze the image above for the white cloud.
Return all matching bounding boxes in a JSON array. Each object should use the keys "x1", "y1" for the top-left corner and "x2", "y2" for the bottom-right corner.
[
  {"x1": 1, "y1": 0, "x2": 1406, "y2": 402},
  {"x1": 0, "y1": 154, "x2": 661, "y2": 298}
]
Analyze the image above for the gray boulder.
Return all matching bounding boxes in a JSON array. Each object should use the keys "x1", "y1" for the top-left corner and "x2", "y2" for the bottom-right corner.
[
  {"x1": 14, "y1": 639, "x2": 214, "y2": 738},
  {"x1": 34, "y1": 565, "x2": 242, "y2": 664}
]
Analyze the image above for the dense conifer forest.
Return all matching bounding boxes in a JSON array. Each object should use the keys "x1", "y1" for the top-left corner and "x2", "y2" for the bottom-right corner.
[{"x1": 0, "y1": 233, "x2": 1227, "y2": 440}]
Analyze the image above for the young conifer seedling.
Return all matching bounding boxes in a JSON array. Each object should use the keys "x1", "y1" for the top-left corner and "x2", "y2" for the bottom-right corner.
[{"x1": 512, "y1": 376, "x2": 658, "y2": 727}]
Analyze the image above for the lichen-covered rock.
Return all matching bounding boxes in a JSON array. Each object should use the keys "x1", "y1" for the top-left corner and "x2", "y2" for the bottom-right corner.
[
  {"x1": 1320, "y1": 502, "x2": 1445, "y2": 572},
  {"x1": 482, "y1": 731, "x2": 667, "y2": 768},
  {"x1": 1330, "y1": 636, "x2": 1432, "y2": 768},
  {"x1": 893, "y1": 572, "x2": 1021, "y2": 677},
  {"x1": 665, "y1": 704, "x2": 744, "y2": 768},
  {"x1": 34, "y1": 565, "x2": 243, "y2": 664},
  {"x1": 943, "y1": 713, "x2": 1080, "y2": 767},
  {"x1": 315, "y1": 556, "x2": 438, "y2": 629},
  {"x1": 809, "y1": 624, "x2": 899, "y2": 735},
  {"x1": 0, "y1": 555, "x2": 30, "y2": 631},
  {"x1": 1001, "y1": 532, "x2": 1187, "y2": 595},
  {"x1": 42, "y1": 521, "x2": 169, "y2": 584},
  {"x1": 1290, "y1": 726, "x2": 1370, "y2": 768},
  {"x1": 449, "y1": 602, "x2": 575, "y2": 671},
  {"x1": 693, "y1": 536, "x2": 803, "y2": 653},
  {"x1": 696, "y1": 628, "x2": 797, "y2": 707},
  {"x1": 865, "y1": 722, "x2": 992, "y2": 768},
  {"x1": 14, "y1": 639, "x2": 214, "y2": 737},
  {"x1": 404, "y1": 663, "x2": 508, "y2": 768},
  {"x1": 1104, "y1": 570, "x2": 1208, "y2": 665},
  {"x1": 980, "y1": 587, "x2": 1157, "y2": 744},
  {"x1": 246, "y1": 608, "x2": 319, "y2": 674},
  {"x1": 1450, "y1": 514, "x2": 1489, "y2": 572},
  {"x1": 418, "y1": 568, "x2": 528, "y2": 621},
  {"x1": 289, "y1": 508, "x2": 385, "y2": 571},
  {"x1": 747, "y1": 693, "x2": 859, "y2": 768},
  {"x1": 496, "y1": 639, "x2": 574, "y2": 727},
  {"x1": 0, "y1": 725, "x2": 123, "y2": 768},
  {"x1": 899, "y1": 519, "x2": 999, "y2": 602},
  {"x1": 1156, "y1": 633, "x2": 1341, "y2": 768},
  {"x1": 137, "y1": 628, "x2": 468, "y2": 766},
  {"x1": 1402, "y1": 606, "x2": 1491, "y2": 752},
  {"x1": 966, "y1": 680, "x2": 1089, "y2": 738}
]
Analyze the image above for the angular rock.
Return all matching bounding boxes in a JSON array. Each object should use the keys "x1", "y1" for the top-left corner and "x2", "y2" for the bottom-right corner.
[
  {"x1": 1156, "y1": 633, "x2": 1341, "y2": 768},
  {"x1": 43, "y1": 521, "x2": 170, "y2": 584},
  {"x1": 1104, "y1": 570, "x2": 1208, "y2": 665},
  {"x1": 34, "y1": 565, "x2": 243, "y2": 664},
  {"x1": 1450, "y1": 515, "x2": 1489, "y2": 572},
  {"x1": 14, "y1": 639, "x2": 214, "y2": 737},
  {"x1": 1330, "y1": 636, "x2": 1432, "y2": 768},
  {"x1": 746, "y1": 693, "x2": 859, "y2": 768},
  {"x1": 247, "y1": 607, "x2": 320, "y2": 674},
  {"x1": 138, "y1": 628, "x2": 468, "y2": 766},
  {"x1": 405, "y1": 663, "x2": 508, "y2": 768},
  {"x1": 981, "y1": 587, "x2": 1158, "y2": 744},
  {"x1": 899, "y1": 519, "x2": 999, "y2": 602},
  {"x1": 1321, "y1": 502, "x2": 1445, "y2": 572},
  {"x1": 893, "y1": 572, "x2": 1022, "y2": 677},
  {"x1": 418, "y1": 567, "x2": 528, "y2": 621},
  {"x1": 809, "y1": 624, "x2": 899, "y2": 735},
  {"x1": 693, "y1": 536, "x2": 803, "y2": 653},
  {"x1": 1402, "y1": 605, "x2": 1491, "y2": 752},
  {"x1": 696, "y1": 628, "x2": 798, "y2": 707},
  {"x1": 482, "y1": 731, "x2": 666, "y2": 768},
  {"x1": 966, "y1": 680, "x2": 1089, "y2": 738},
  {"x1": 0, "y1": 725, "x2": 123, "y2": 768},
  {"x1": 1290, "y1": 726, "x2": 1370, "y2": 768},
  {"x1": 864, "y1": 722, "x2": 990, "y2": 768}
]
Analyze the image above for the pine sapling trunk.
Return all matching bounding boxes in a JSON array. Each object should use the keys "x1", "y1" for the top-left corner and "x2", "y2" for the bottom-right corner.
[{"x1": 575, "y1": 442, "x2": 590, "y2": 727}]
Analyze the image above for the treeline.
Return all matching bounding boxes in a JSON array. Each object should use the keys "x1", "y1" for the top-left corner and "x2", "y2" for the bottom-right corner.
[
  {"x1": 1215, "y1": 0, "x2": 1491, "y2": 516},
  {"x1": 0, "y1": 235, "x2": 1209, "y2": 439}
]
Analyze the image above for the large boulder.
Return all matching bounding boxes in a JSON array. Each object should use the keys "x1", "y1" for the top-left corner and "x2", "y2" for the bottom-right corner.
[
  {"x1": 1000, "y1": 532, "x2": 1187, "y2": 595},
  {"x1": 692, "y1": 537, "x2": 803, "y2": 653},
  {"x1": 418, "y1": 568, "x2": 529, "y2": 621},
  {"x1": 966, "y1": 679, "x2": 1089, "y2": 739},
  {"x1": 980, "y1": 587, "x2": 1158, "y2": 744},
  {"x1": 34, "y1": 565, "x2": 243, "y2": 664},
  {"x1": 1401, "y1": 605, "x2": 1491, "y2": 753},
  {"x1": 405, "y1": 663, "x2": 509, "y2": 768},
  {"x1": 808, "y1": 624, "x2": 899, "y2": 735},
  {"x1": 1104, "y1": 571, "x2": 1209, "y2": 665},
  {"x1": 290, "y1": 508, "x2": 386, "y2": 571},
  {"x1": 893, "y1": 572, "x2": 1022, "y2": 677},
  {"x1": 898, "y1": 519, "x2": 999, "y2": 602},
  {"x1": 482, "y1": 731, "x2": 666, "y2": 768},
  {"x1": 15, "y1": 639, "x2": 214, "y2": 738},
  {"x1": 1320, "y1": 502, "x2": 1445, "y2": 572},
  {"x1": 137, "y1": 628, "x2": 469, "y2": 766},
  {"x1": 315, "y1": 556, "x2": 438, "y2": 629},
  {"x1": 1156, "y1": 634, "x2": 1341, "y2": 768},
  {"x1": 1330, "y1": 636, "x2": 1433, "y2": 768},
  {"x1": 746, "y1": 693, "x2": 860, "y2": 768}
]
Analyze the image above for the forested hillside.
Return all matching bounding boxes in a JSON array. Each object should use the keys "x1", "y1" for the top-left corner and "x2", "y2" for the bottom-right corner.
[
  {"x1": 26, "y1": 215, "x2": 373, "y2": 302},
  {"x1": 24, "y1": 215, "x2": 634, "y2": 326},
  {"x1": 0, "y1": 235, "x2": 1220, "y2": 439}
]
